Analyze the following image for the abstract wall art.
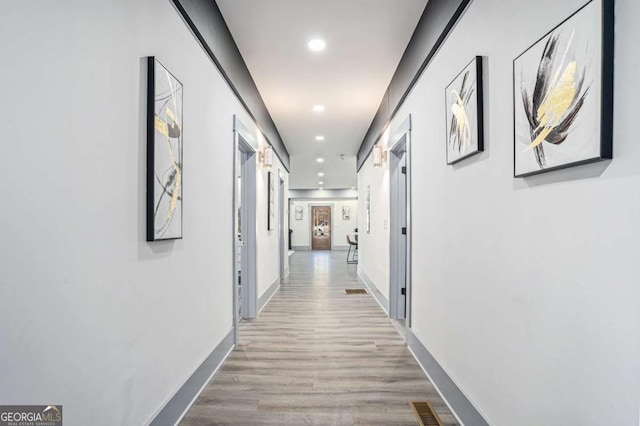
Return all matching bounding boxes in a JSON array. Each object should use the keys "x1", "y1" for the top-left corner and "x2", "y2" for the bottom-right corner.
[
  {"x1": 513, "y1": 0, "x2": 613, "y2": 177},
  {"x1": 295, "y1": 206, "x2": 303, "y2": 220},
  {"x1": 445, "y1": 56, "x2": 484, "y2": 165},
  {"x1": 147, "y1": 57, "x2": 183, "y2": 241},
  {"x1": 366, "y1": 185, "x2": 371, "y2": 234},
  {"x1": 267, "y1": 171, "x2": 275, "y2": 230},
  {"x1": 342, "y1": 205, "x2": 351, "y2": 220}
]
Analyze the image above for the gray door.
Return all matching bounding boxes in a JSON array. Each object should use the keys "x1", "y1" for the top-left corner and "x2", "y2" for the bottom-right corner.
[
  {"x1": 398, "y1": 151, "x2": 407, "y2": 318},
  {"x1": 389, "y1": 134, "x2": 410, "y2": 321}
]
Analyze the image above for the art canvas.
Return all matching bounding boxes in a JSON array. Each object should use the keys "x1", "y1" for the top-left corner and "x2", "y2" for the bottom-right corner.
[
  {"x1": 513, "y1": 0, "x2": 613, "y2": 177},
  {"x1": 267, "y1": 171, "x2": 275, "y2": 230},
  {"x1": 445, "y1": 56, "x2": 484, "y2": 164},
  {"x1": 147, "y1": 57, "x2": 183, "y2": 241},
  {"x1": 342, "y1": 205, "x2": 350, "y2": 220},
  {"x1": 366, "y1": 185, "x2": 371, "y2": 234},
  {"x1": 295, "y1": 206, "x2": 303, "y2": 220}
]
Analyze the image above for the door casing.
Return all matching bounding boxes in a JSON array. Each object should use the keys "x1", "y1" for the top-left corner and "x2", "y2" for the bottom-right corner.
[
  {"x1": 232, "y1": 116, "x2": 258, "y2": 344},
  {"x1": 311, "y1": 206, "x2": 332, "y2": 250},
  {"x1": 307, "y1": 203, "x2": 335, "y2": 250},
  {"x1": 278, "y1": 174, "x2": 287, "y2": 279},
  {"x1": 389, "y1": 115, "x2": 412, "y2": 328}
]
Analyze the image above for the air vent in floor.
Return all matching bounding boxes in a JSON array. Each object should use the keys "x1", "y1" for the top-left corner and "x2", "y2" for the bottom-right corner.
[{"x1": 409, "y1": 401, "x2": 444, "y2": 426}]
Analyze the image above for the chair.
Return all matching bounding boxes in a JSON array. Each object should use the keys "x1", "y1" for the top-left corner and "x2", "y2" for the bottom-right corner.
[{"x1": 346, "y1": 234, "x2": 358, "y2": 264}]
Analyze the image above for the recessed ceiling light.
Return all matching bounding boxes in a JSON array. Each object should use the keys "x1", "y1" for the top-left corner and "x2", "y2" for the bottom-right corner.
[
  {"x1": 319, "y1": 181, "x2": 324, "y2": 185},
  {"x1": 351, "y1": 187, "x2": 356, "y2": 189},
  {"x1": 315, "y1": 135, "x2": 325, "y2": 141},
  {"x1": 316, "y1": 158, "x2": 324, "y2": 163},
  {"x1": 318, "y1": 172, "x2": 324, "y2": 177},
  {"x1": 312, "y1": 105, "x2": 325, "y2": 113},
  {"x1": 308, "y1": 39, "x2": 326, "y2": 52}
]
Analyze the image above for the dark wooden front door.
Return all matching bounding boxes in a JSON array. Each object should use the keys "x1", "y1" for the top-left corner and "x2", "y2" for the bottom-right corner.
[{"x1": 311, "y1": 206, "x2": 331, "y2": 250}]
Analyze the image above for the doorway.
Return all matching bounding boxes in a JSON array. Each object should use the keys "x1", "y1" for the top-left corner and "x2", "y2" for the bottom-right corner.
[
  {"x1": 278, "y1": 175, "x2": 286, "y2": 279},
  {"x1": 233, "y1": 116, "x2": 258, "y2": 343},
  {"x1": 389, "y1": 116, "x2": 412, "y2": 330},
  {"x1": 311, "y1": 206, "x2": 331, "y2": 250}
]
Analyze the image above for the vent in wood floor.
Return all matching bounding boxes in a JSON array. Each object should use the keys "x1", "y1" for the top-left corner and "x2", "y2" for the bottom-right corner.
[
  {"x1": 410, "y1": 401, "x2": 444, "y2": 426},
  {"x1": 345, "y1": 289, "x2": 367, "y2": 294}
]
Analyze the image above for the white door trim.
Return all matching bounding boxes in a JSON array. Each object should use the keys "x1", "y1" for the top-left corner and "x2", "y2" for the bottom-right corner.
[
  {"x1": 232, "y1": 116, "x2": 258, "y2": 344},
  {"x1": 389, "y1": 115, "x2": 412, "y2": 328},
  {"x1": 278, "y1": 173, "x2": 287, "y2": 279}
]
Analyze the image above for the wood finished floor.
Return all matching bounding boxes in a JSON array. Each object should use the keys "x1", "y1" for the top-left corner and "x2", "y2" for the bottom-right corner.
[{"x1": 181, "y1": 251, "x2": 458, "y2": 426}]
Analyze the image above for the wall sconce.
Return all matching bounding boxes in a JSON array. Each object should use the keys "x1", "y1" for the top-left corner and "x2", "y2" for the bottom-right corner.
[
  {"x1": 372, "y1": 145, "x2": 387, "y2": 168},
  {"x1": 259, "y1": 146, "x2": 273, "y2": 169}
]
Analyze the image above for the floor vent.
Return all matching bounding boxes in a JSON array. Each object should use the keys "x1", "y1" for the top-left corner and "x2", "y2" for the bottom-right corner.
[
  {"x1": 345, "y1": 289, "x2": 367, "y2": 294},
  {"x1": 410, "y1": 401, "x2": 444, "y2": 426}
]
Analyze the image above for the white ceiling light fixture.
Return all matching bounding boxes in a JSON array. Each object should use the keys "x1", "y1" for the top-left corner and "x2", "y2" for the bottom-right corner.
[
  {"x1": 316, "y1": 158, "x2": 324, "y2": 163},
  {"x1": 319, "y1": 181, "x2": 324, "y2": 185},
  {"x1": 318, "y1": 172, "x2": 324, "y2": 177},
  {"x1": 308, "y1": 38, "x2": 326, "y2": 52},
  {"x1": 312, "y1": 104, "x2": 325, "y2": 113},
  {"x1": 315, "y1": 135, "x2": 325, "y2": 141}
]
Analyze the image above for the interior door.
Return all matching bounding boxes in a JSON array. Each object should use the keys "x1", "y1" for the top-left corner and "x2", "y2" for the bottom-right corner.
[
  {"x1": 311, "y1": 206, "x2": 331, "y2": 250},
  {"x1": 399, "y1": 151, "x2": 407, "y2": 318}
]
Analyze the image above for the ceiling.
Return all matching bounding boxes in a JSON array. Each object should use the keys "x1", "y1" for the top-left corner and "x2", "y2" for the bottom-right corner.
[{"x1": 216, "y1": 0, "x2": 428, "y2": 189}]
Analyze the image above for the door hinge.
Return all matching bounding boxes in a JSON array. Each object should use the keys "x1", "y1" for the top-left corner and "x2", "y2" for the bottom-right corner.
[
  {"x1": 401, "y1": 227, "x2": 406, "y2": 235},
  {"x1": 401, "y1": 166, "x2": 407, "y2": 174},
  {"x1": 401, "y1": 288, "x2": 406, "y2": 295}
]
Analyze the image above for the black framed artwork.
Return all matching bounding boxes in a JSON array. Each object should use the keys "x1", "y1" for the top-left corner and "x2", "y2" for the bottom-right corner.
[
  {"x1": 366, "y1": 185, "x2": 371, "y2": 234},
  {"x1": 267, "y1": 171, "x2": 275, "y2": 231},
  {"x1": 513, "y1": 0, "x2": 614, "y2": 177},
  {"x1": 445, "y1": 56, "x2": 484, "y2": 165},
  {"x1": 342, "y1": 205, "x2": 351, "y2": 220},
  {"x1": 147, "y1": 57, "x2": 183, "y2": 241}
]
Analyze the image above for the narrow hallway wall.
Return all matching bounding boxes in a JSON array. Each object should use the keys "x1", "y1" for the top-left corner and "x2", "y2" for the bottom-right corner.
[
  {"x1": 358, "y1": 0, "x2": 640, "y2": 425},
  {"x1": 0, "y1": 1, "x2": 286, "y2": 424},
  {"x1": 357, "y1": 163, "x2": 390, "y2": 304},
  {"x1": 257, "y1": 163, "x2": 289, "y2": 297}
]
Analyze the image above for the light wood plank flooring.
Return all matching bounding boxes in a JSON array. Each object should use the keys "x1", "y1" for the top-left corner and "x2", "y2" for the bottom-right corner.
[{"x1": 181, "y1": 251, "x2": 458, "y2": 425}]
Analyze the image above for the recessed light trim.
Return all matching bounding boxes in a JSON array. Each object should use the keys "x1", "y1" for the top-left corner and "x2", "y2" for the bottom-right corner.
[
  {"x1": 308, "y1": 39, "x2": 326, "y2": 52},
  {"x1": 319, "y1": 181, "x2": 324, "y2": 185},
  {"x1": 315, "y1": 135, "x2": 325, "y2": 141},
  {"x1": 318, "y1": 172, "x2": 324, "y2": 177},
  {"x1": 312, "y1": 104, "x2": 325, "y2": 113},
  {"x1": 316, "y1": 158, "x2": 324, "y2": 163}
]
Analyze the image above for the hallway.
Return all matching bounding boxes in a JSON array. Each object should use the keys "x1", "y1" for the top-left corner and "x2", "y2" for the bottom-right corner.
[{"x1": 181, "y1": 251, "x2": 457, "y2": 425}]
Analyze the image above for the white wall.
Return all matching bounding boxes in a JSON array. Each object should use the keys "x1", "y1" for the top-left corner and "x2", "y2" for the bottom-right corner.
[
  {"x1": 358, "y1": 0, "x2": 640, "y2": 425},
  {"x1": 357, "y1": 160, "x2": 390, "y2": 301},
  {"x1": 0, "y1": 1, "x2": 286, "y2": 425},
  {"x1": 257, "y1": 158, "x2": 289, "y2": 295},
  {"x1": 290, "y1": 199, "x2": 358, "y2": 249}
]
